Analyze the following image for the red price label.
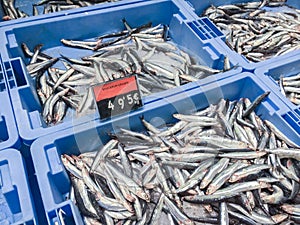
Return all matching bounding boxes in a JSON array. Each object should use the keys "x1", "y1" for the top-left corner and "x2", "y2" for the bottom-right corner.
[{"x1": 92, "y1": 75, "x2": 143, "y2": 119}]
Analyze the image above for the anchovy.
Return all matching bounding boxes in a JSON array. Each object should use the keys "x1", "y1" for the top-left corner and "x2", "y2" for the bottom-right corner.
[
  {"x1": 90, "y1": 139, "x2": 118, "y2": 172},
  {"x1": 206, "y1": 160, "x2": 245, "y2": 194},
  {"x1": 229, "y1": 164, "x2": 270, "y2": 183},
  {"x1": 199, "y1": 157, "x2": 230, "y2": 189},
  {"x1": 264, "y1": 121, "x2": 300, "y2": 148},
  {"x1": 22, "y1": 20, "x2": 230, "y2": 126},
  {"x1": 243, "y1": 91, "x2": 270, "y2": 118},
  {"x1": 219, "y1": 202, "x2": 229, "y2": 225},
  {"x1": 61, "y1": 92, "x2": 300, "y2": 224},
  {"x1": 164, "y1": 195, "x2": 195, "y2": 225},
  {"x1": 202, "y1": 1, "x2": 300, "y2": 62},
  {"x1": 105, "y1": 160, "x2": 150, "y2": 202},
  {"x1": 26, "y1": 57, "x2": 59, "y2": 76}
]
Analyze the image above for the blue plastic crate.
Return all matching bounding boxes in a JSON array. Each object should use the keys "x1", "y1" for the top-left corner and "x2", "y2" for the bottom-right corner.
[
  {"x1": 31, "y1": 72, "x2": 300, "y2": 225},
  {"x1": 0, "y1": 0, "x2": 41, "y2": 21},
  {"x1": 0, "y1": 148, "x2": 37, "y2": 225},
  {"x1": 255, "y1": 50, "x2": 300, "y2": 134},
  {"x1": 182, "y1": 0, "x2": 300, "y2": 70},
  {"x1": 0, "y1": 0, "x2": 135, "y2": 27},
  {"x1": 0, "y1": 0, "x2": 242, "y2": 145},
  {"x1": 185, "y1": 0, "x2": 299, "y2": 16},
  {"x1": 0, "y1": 56, "x2": 20, "y2": 150}
]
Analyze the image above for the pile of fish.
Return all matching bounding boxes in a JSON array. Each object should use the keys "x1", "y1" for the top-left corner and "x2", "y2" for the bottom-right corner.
[
  {"x1": 278, "y1": 73, "x2": 300, "y2": 105},
  {"x1": 62, "y1": 92, "x2": 300, "y2": 225},
  {"x1": 202, "y1": 0, "x2": 300, "y2": 62},
  {"x1": 23, "y1": 20, "x2": 228, "y2": 125},
  {"x1": 1, "y1": 0, "x2": 120, "y2": 20}
]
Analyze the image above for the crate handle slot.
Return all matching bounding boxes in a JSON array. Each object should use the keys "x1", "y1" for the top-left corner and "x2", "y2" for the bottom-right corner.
[
  {"x1": 282, "y1": 111, "x2": 300, "y2": 130},
  {"x1": 48, "y1": 204, "x2": 76, "y2": 225},
  {"x1": 187, "y1": 18, "x2": 224, "y2": 41},
  {"x1": 0, "y1": 163, "x2": 22, "y2": 214},
  {"x1": 11, "y1": 58, "x2": 28, "y2": 87}
]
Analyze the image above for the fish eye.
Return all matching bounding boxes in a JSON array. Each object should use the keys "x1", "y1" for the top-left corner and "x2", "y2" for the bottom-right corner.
[{"x1": 142, "y1": 193, "x2": 150, "y2": 200}]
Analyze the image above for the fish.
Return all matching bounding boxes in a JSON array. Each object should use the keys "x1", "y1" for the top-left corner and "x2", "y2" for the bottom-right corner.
[
  {"x1": 1, "y1": 0, "x2": 121, "y2": 20},
  {"x1": 276, "y1": 72, "x2": 300, "y2": 106},
  {"x1": 60, "y1": 92, "x2": 300, "y2": 224},
  {"x1": 23, "y1": 20, "x2": 228, "y2": 126},
  {"x1": 202, "y1": 1, "x2": 300, "y2": 62}
]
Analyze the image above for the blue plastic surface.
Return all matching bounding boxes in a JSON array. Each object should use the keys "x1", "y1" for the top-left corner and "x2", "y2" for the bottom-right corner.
[
  {"x1": 0, "y1": 0, "x2": 136, "y2": 27},
  {"x1": 31, "y1": 72, "x2": 300, "y2": 224},
  {"x1": 0, "y1": 0, "x2": 39, "y2": 20},
  {"x1": 0, "y1": 0, "x2": 242, "y2": 145},
  {"x1": 182, "y1": 0, "x2": 300, "y2": 69},
  {"x1": 255, "y1": 50, "x2": 300, "y2": 135},
  {"x1": 0, "y1": 57, "x2": 20, "y2": 150},
  {"x1": 0, "y1": 148, "x2": 37, "y2": 225}
]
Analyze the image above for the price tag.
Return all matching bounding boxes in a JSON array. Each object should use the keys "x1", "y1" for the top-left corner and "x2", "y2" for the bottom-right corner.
[{"x1": 92, "y1": 75, "x2": 143, "y2": 119}]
